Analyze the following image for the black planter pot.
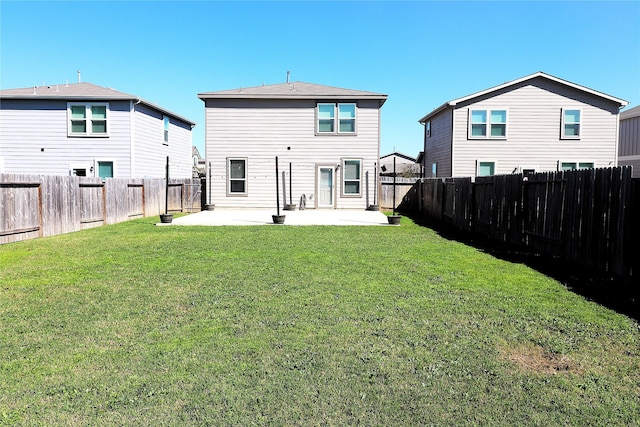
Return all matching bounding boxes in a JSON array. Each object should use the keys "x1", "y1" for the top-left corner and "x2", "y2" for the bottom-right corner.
[
  {"x1": 366, "y1": 204, "x2": 380, "y2": 211},
  {"x1": 272, "y1": 214, "x2": 286, "y2": 224},
  {"x1": 204, "y1": 204, "x2": 215, "y2": 211},
  {"x1": 284, "y1": 204, "x2": 297, "y2": 211},
  {"x1": 160, "y1": 213, "x2": 174, "y2": 224},
  {"x1": 387, "y1": 215, "x2": 401, "y2": 225}
]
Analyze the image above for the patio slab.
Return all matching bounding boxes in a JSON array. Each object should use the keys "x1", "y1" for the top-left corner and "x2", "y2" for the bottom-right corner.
[{"x1": 157, "y1": 209, "x2": 391, "y2": 226}]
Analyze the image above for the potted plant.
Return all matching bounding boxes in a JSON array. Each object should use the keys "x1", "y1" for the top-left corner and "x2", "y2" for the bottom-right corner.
[
  {"x1": 160, "y1": 156, "x2": 173, "y2": 223},
  {"x1": 272, "y1": 156, "x2": 286, "y2": 224}
]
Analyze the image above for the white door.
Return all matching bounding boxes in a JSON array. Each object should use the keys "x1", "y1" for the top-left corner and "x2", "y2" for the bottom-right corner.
[{"x1": 317, "y1": 166, "x2": 334, "y2": 208}]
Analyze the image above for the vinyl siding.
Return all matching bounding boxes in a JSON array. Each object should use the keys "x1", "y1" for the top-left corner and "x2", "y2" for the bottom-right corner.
[
  {"x1": 0, "y1": 99, "x2": 132, "y2": 176},
  {"x1": 619, "y1": 115, "x2": 640, "y2": 156},
  {"x1": 451, "y1": 77, "x2": 621, "y2": 177},
  {"x1": 618, "y1": 157, "x2": 640, "y2": 177},
  {"x1": 423, "y1": 108, "x2": 453, "y2": 177},
  {"x1": 204, "y1": 99, "x2": 381, "y2": 208},
  {"x1": 133, "y1": 104, "x2": 192, "y2": 178}
]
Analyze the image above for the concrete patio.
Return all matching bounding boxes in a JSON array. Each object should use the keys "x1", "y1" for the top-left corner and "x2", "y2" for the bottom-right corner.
[{"x1": 157, "y1": 209, "x2": 391, "y2": 226}]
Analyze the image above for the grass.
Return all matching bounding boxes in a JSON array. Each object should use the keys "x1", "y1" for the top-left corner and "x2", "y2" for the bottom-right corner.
[{"x1": 1, "y1": 215, "x2": 639, "y2": 426}]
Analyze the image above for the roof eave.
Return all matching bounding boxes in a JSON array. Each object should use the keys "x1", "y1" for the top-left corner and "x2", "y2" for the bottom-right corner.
[
  {"x1": 0, "y1": 94, "x2": 196, "y2": 127},
  {"x1": 418, "y1": 102, "x2": 452, "y2": 123},
  {"x1": 448, "y1": 71, "x2": 628, "y2": 107},
  {"x1": 198, "y1": 93, "x2": 387, "y2": 102}
]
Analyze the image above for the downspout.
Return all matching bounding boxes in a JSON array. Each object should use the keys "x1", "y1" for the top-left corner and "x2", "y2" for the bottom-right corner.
[
  {"x1": 420, "y1": 120, "x2": 427, "y2": 177},
  {"x1": 450, "y1": 108, "x2": 455, "y2": 177},
  {"x1": 376, "y1": 100, "x2": 382, "y2": 208},
  {"x1": 614, "y1": 105, "x2": 623, "y2": 167},
  {"x1": 130, "y1": 98, "x2": 142, "y2": 177}
]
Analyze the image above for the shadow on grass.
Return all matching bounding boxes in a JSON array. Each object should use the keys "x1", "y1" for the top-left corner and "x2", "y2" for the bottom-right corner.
[{"x1": 404, "y1": 211, "x2": 639, "y2": 322}]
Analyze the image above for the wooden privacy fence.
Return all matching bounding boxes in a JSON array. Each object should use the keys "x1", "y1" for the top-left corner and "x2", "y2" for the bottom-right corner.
[
  {"x1": 0, "y1": 174, "x2": 202, "y2": 245},
  {"x1": 401, "y1": 167, "x2": 639, "y2": 279},
  {"x1": 380, "y1": 176, "x2": 420, "y2": 210}
]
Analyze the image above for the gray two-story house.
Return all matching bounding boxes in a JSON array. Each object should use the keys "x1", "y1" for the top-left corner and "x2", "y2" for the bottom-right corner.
[
  {"x1": 0, "y1": 82, "x2": 195, "y2": 178},
  {"x1": 418, "y1": 72, "x2": 628, "y2": 178},
  {"x1": 198, "y1": 81, "x2": 387, "y2": 209}
]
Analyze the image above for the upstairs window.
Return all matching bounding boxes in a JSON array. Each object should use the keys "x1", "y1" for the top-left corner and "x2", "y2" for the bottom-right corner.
[
  {"x1": 562, "y1": 109, "x2": 581, "y2": 139},
  {"x1": 469, "y1": 109, "x2": 507, "y2": 139},
  {"x1": 68, "y1": 103, "x2": 109, "y2": 136},
  {"x1": 317, "y1": 103, "x2": 356, "y2": 134},
  {"x1": 425, "y1": 120, "x2": 431, "y2": 138},
  {"x1": 163, "y1": 116, "x2": 170, "y2": 144}
]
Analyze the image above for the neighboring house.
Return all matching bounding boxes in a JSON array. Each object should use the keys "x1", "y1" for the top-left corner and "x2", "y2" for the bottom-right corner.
[
  {"x1": 618, "y1": 105, "x2": 640, "y2": 177},
  {"x1": 192, "y1": 146, "x2": 206, "y2": 178},
  {"x1": 198, "y1": 81, "x2": 387, "y2": 209},
  {"x1": 0, "y1": 82, "x2": 195, "y2": 178},
  {"x1": 418, "y1": 72, "x2": 628, "y2": 178},
  {"x1": 380, "y1": 152, "x2": 420, "y2": 177}
]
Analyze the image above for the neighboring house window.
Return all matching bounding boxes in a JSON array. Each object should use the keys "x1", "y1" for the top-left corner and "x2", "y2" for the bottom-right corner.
[
  {"x1": 562, "y1": 108, "x2": 581, "y2": 139},
  {"x1": 163, "y1": 116, "x2": 170, "y2": 144},
  {"x1": 68, "y1": 103, "x2": 109, "y2": 136},
  {"x1": 97, "y1": 161, "x2": 114, "y2": 179},
  {"x1": 342, "y1": 159, "x2": 361, "y2": 196},
  {"x1": 561, "y1": 161, "x2": 593, "y2": 171},
  {"x1": 469, "y1": 109, "x2": 507, "y2": 139},
  {"x1": 426, "y1": 120, "x2": 431, "y2": 138},
  {"x1": 477, "y1": 161, "x2": 495, "y2": 176},
  {"x1": 228, "y1": 158, "x2": 247, "y2": 195},
  {"x1": 317, "y1": 103, "x2": 356, "y2": 134},
  {"x1": 431, "y1": 163, "x2": 437, "y2": 176}
]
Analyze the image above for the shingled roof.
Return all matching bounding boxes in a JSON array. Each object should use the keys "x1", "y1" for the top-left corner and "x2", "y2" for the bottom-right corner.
[
  {"x1": 0, "y1": 82, "x2": 196, "y2": 126},
  {"x1": 198, "y1": 81, "x2": 387, "y2": 104}
]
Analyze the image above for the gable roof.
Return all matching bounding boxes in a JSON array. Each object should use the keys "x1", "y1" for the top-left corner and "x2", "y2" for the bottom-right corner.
[
  {"x1": 198, "y1": 81, "x2": 387, "y2": 105},
  {"x1": 621, "y1": 105, "x2": 640, "y2": 120},
  {"x1": 0, "y1": 82, "x2": 196, "y2": 126},
  {"x1": 380, "y1": 152, "x2": 417, "y2": 162},
  {"x1": 418, "y1": 71, "x2": 628, "y2": 123}
]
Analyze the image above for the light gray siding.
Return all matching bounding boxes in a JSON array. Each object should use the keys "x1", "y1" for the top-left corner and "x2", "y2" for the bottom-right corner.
[
  {"x1": 204, "y1": 99, "x2": 381, "y2": 209},
  {"x1": 423, "y1": 108, "x2": 452, "y2": 177},
  {"x1": 133, "y1": 104, "x2": 192, "y2": 178},
  {"x1": 0, "y1": 99, "x2": 132, "y2": 176},
  {"x1": 451, "y1": 78, "x2": 622, "y2": 177}
]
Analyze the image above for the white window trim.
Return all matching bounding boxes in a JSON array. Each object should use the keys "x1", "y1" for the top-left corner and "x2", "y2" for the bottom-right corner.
[
  {"x1": 163, "y1": 115, "x2": 170, "y2": 145},
  {"x1": 341, "y1": 158, "x2": 363, "y2": 197},
  {"x1": 94, "y1": 158, "x2": 116, "y2": 179},
  {"x1": 316, "y1": 102, "x2": 357, "y2": 135},
  {"x1": 67, "y1": 102, "x2": 110, "y2": 137},
  {"x1": 227, "y1": 157, "x2": 248, "y2": 196},
  {"x1": 558, "y1": 160, "x2": 594, "y2": 171},
  {"x1": 468, "y1": 108, "x2": 508, "y2": 140},
  {"x1": 476, "y1": 160, "x2": 497, "y2": 177},
  {"x1": 561, "y1": 107, "x2": 581, "y2": 140}
]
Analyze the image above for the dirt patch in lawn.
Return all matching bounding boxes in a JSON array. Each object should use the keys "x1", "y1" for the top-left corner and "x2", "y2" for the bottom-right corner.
[{"x1": 500, "y1": 343, "x2": 582, "y2": 375}]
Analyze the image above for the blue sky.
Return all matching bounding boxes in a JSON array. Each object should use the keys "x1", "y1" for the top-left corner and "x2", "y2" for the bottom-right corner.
[{"x1": 1, "y1": 1, "x2": 639, "y2": 156}]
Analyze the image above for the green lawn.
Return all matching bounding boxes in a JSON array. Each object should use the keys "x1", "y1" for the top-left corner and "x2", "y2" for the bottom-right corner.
[{"x1": 1, "y1": 216, "x2": 638, "y2": 426}]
